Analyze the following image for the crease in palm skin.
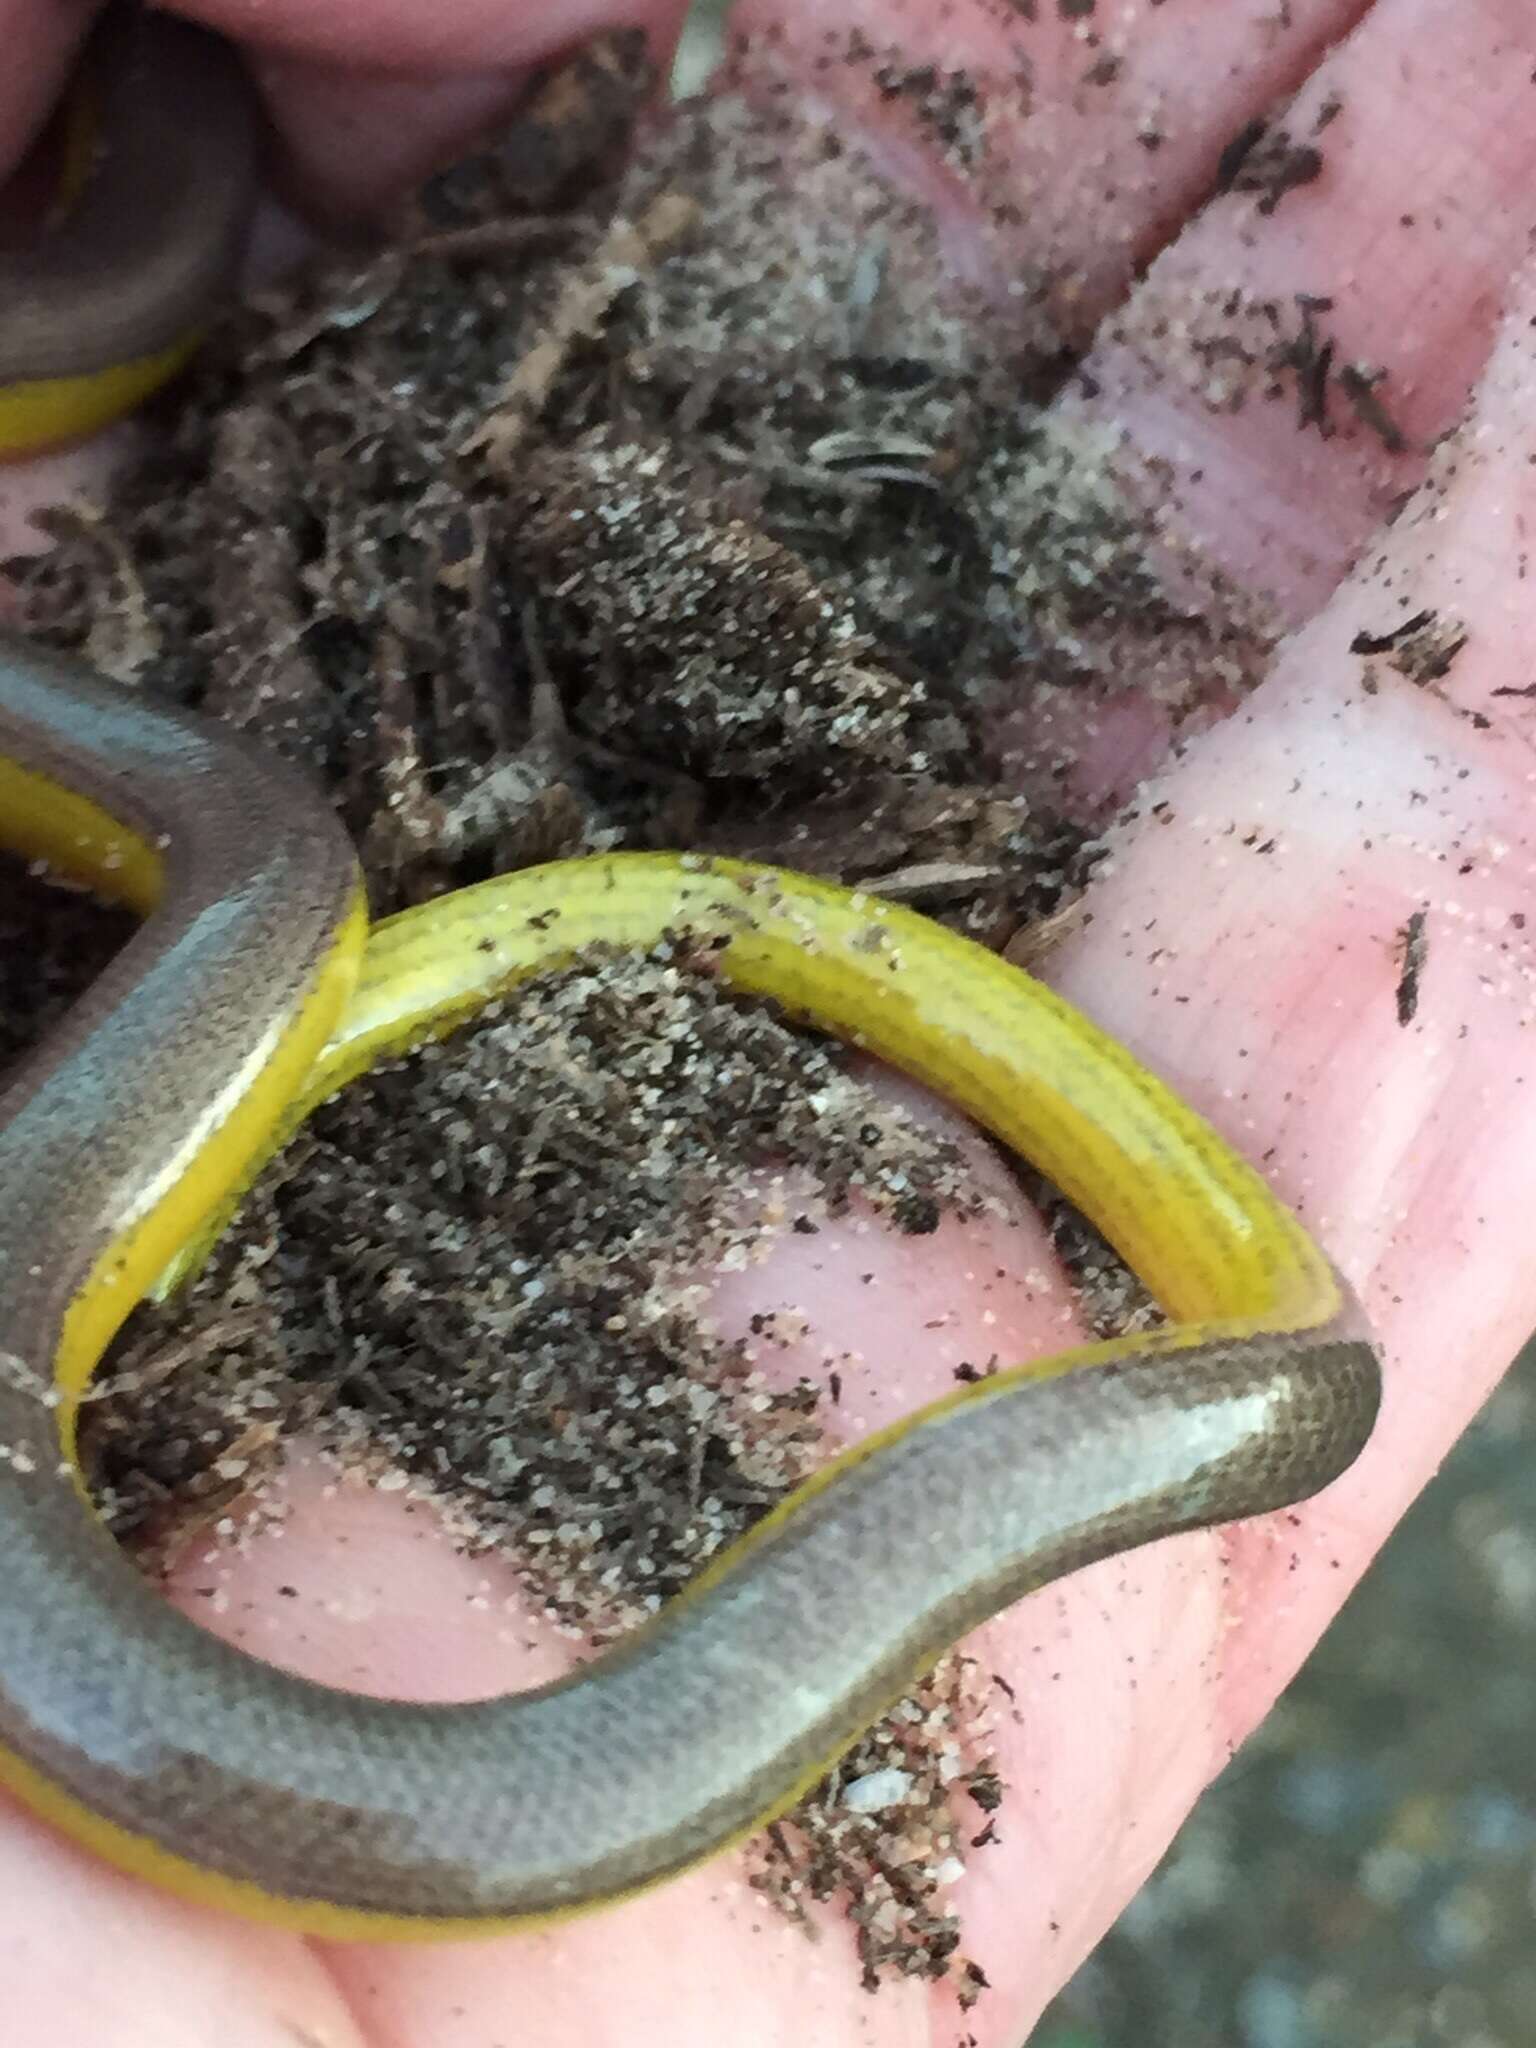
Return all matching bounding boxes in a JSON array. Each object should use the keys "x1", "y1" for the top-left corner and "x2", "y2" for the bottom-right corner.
[{"x1": 2, "y1": 2, "x2": 1535, "y2": 2044}]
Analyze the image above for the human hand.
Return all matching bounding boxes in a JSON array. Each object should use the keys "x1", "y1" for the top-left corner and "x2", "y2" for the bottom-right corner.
[{"x1": 3, "y1": 2, "x2": 1534, "y2": 2044}]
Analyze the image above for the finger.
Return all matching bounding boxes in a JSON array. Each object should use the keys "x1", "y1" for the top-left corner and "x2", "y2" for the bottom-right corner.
[
  {"x1": 241, "y1": 1, "x2": 690, "y2": 220},
  {"x1": 170, "y1": 0, "x2": 690, "y2": 70},
  {"x1": 246, "y1": 56, "x2": 553, "y2": 221},
  {"x1": 0, "y1": 2, "x2": 692, "y2": 225},
  {"x1": 731, "y1": 0, "x2": 1375, "y2": 340},
  {"x1": 0, "y1": 0, "x2": 94, "y2": 184},
  {"x1": 1010, "y1": 264, "x2": 1536, "y2": 2036},
  {"x1": 1068, "y1": 0, "x2": 1536, "y2": 619},
  {"x1": 724, "y1": 0, "x2": 1536, "y2": 811}
]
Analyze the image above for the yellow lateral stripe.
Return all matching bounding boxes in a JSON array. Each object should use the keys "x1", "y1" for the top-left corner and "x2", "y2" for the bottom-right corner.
[
  {"x1": 329, "y1": 857, "x2": 1334, "y2": 1330},
  {"x1": 158, "y1": 854, "x2": 1329, "y2": 1339},
  {"x1": 0, "y1": 336, "x2": 200, "y2": 460},
  {"x1": 0, "y1": 753, "x2": 164, "y2": 912}
]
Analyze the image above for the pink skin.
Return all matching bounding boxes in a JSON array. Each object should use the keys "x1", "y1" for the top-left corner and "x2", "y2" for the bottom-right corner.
[{"x1": 3, "y1": 0, "x2": 1535, "y2": 2040}]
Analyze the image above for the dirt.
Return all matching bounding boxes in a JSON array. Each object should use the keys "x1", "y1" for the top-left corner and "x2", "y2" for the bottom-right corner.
[{"x1": 0, "y1": 21, "x2": 1301, "y2": 1996}]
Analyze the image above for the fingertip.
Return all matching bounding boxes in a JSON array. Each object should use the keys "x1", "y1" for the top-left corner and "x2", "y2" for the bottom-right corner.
[
  {"x1": 168, "y1": 0, "x2": 693, "y2": 71},
  {"x1": 0, "y1": 0, "x2": 96, "y2": 184},
  {"x1": 249, "y1": 52, "x2": 536, "y2": 222}
]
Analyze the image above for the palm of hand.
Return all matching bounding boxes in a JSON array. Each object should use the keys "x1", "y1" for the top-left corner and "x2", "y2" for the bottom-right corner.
[{"x1": 2, "y1": 2, "x2": 1533, "y2": 2044}]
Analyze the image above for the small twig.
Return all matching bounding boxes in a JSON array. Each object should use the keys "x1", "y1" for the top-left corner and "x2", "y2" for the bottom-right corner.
[
  {"x1": 361, "y1": 625, "x2": 450, "y2": 872},
  {"x1": 460, "y1": 192, "x2": 699, "y2": 470},
  {"x1": 407, "y1": 216, "x2": 582, "y2": 263},
  {"x1": 81, "y1": 1314, "x2": 268, "y2": 1405},
  {"x1": 860, "y1": 860, "x2": 1007, "y2": 905},
  {"x1": 1001, "y1": 895, "x2": 1090, "y2": 970}
]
